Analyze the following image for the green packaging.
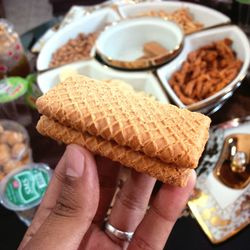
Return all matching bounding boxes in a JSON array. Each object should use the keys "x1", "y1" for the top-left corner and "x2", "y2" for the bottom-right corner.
[{"x1": 0, "y1": 163, "x2": 52, "y2": 211}]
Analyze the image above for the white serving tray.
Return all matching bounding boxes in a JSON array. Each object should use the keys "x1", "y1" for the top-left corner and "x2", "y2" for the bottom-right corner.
[{"x1": 37, "y1": 60, "x2": 169, "y2": 104}]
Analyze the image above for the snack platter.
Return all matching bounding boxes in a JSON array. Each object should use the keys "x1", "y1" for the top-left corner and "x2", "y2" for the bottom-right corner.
[{"x1": 36, "y1": 0, "x2": 250, "y2": 116}]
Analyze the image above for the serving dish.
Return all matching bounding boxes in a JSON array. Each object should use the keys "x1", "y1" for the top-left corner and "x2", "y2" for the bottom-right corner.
[
  {"x1": 96, "y1": 17, "x2": 183, "y2": 70},
  {"x1": 37, "y1": 59, "x2": 169, "y2": 103},
  {"x1": 156, "y1": 25, "x2": 250, "y2": 114},
  {"x1": 188, "y1": 116, "x2": 250, "y2": 243},
  {"x1": 118, "y1": 1, "x2": 231, "y2": 32},
  {"x1": 36, "y1": 8, "x2": 120, "y2": 71},
  {"x1": 36, "y1": 0, "x2": 249, "y2": 115}
]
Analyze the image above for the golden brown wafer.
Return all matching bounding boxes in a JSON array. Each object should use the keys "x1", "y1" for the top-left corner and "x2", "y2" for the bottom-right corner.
[
  {"x1": 37, "y1": 115, "x2": 192, "y2": 187},
  {"x1": 36, "y1": 75, "x2": 210, "y2": 169}
]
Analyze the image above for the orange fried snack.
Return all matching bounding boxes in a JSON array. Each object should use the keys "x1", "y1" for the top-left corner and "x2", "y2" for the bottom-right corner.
[{"x1": 169, "y1": 38, "x2": 242, "y2": 105}]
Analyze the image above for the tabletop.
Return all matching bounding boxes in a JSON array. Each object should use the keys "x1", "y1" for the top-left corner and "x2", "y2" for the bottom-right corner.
[{"x1": 0, "y1": 18, "x2": 250, "y2": 250}]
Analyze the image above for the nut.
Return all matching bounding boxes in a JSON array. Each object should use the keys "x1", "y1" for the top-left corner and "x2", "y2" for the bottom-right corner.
[
  {"x1": 3, "y1": 160, "x2": 18, "y2": 174},
  {"x1": 0, "y1": 144, "x2": 11, "y2": 165},
  {"x1": 0, "y1": 131, "x2": 24, "y2": 146},
  {"x1": 139, "y1": 8, "x2": 203, "y2": 35},
  {"x1": 49, "y1": 32, "x2": 98, "y2": 68}
]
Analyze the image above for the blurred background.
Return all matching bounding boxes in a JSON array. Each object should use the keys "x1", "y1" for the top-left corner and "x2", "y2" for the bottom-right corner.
[{"x1": 0, "y1": 0, "x2": 242, "y2": 35}]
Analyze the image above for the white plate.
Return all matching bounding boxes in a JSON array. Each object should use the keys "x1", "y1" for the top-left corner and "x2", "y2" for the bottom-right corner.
[
  {"x1": 37, "y1": 60, "x2": 169, "y2": 104},
  {"x1": 36, "y1": 8, "x2": 120, "y2": 71},
  {"x1": 156, "y1": 25, "x2": 250, "y2": 113},
  {"x1": 118, "y1": 1, "x2": 230, "y2": 31}
]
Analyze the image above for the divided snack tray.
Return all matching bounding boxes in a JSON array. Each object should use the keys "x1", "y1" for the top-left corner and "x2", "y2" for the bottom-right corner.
[{"x1": 36, "y1": 0, "x2": 250, "y2": 114}]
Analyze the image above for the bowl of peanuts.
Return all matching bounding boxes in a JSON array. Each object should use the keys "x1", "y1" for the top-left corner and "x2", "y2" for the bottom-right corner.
[
  {"x1": 37, "y1": 8, "x2": 120, "y2": 71},
  {"x1": 156, "y1": 25, "x2": 250, "y2": 114},
  {"x1": 0, "y1": 120, "x2": 32, "y2": 181}
]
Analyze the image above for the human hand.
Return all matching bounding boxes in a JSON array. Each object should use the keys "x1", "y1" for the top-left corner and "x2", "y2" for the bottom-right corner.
[{"x1": 18, "y1": 144, "x2": 196, "y2": 250}]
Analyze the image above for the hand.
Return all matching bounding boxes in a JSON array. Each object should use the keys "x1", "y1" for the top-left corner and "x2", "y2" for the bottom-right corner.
[{"x1": 18, "y1": 144, "x2": 196, "y2": 250}]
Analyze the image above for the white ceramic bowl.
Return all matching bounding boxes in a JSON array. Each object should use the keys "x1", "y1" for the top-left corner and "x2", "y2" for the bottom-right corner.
[
  {"x1": 118, "y1": 1, "x2": 230, "y2": 31},
  {"x1": 37, "y1": 60, "x2": 169, "y2": 104},
  {"x1": 96, "y1": 17, "x2": 184, "y2": 69},
  {"x1": 37, "y1": 8, "x2": 120, "y2": 71},
  {"x1": 156, "y1": 25, "x2": 250, "y2": 114}
]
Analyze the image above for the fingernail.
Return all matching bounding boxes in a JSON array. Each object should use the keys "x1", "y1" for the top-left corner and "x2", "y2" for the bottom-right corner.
[
  {"x1": 187, "y1": 170, "x2": 197, "y2": 187},
  {"x1": 65, "y1": 145, "x2": 85, "y2": 177}
]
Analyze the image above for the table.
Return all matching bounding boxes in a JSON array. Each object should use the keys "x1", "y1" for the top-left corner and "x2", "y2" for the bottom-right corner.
[{"x1": 0, "y1": 19, "x2": 249, "y2": 250}]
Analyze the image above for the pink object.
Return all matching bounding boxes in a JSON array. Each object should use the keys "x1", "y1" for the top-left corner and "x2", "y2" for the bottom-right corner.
[
  {"x1": 15, "y1": 44, "x2": 21, "y2": 51},
  {"x1": 8, "y1": 51, "x2": 13, "y2": 57},
  {"x1": 12, "y1": 180, "x2": 19, "y2": 189},
  {"x1": 0, "y1": 64, "x2": 8, "y2": 72}
]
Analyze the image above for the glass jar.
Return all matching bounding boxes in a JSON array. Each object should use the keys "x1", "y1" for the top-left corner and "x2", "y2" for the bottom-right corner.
[{"x1": 0, "y1": 19, "x2": 30, "y2": 79}]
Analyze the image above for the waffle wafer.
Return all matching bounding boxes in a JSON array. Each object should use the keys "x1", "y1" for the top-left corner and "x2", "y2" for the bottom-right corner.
[
  {"x1": 37, "y1": 116, "x2": 192, "y2": 186},
  {"x1": 36, "y1": 75, "x2": 210, "y2": 186}
]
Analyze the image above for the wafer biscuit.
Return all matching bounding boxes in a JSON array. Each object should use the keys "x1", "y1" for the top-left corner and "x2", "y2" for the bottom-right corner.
[
  {"x1": 36, "y1": 75, "x2": 210, "y2": 186},
  {"x1": 37, "y1": 115, "x2": 192, "y2": 186},
  {"x1": 36, "y1": 75, "x2": 210, "y2": 169}
]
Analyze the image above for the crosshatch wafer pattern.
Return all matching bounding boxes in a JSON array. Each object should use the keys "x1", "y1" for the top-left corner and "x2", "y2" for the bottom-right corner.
[
  {"x1": 37, "y1": 116, "x2": 192, "y2": 186},
  {"x1": 36, "y1": 75, "x2": 211, "y2": 169}
]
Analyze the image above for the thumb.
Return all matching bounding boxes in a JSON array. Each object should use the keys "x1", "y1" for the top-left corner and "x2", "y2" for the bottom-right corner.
[{"x1": 24, "y1": 145, "x2": 100, "y2": 250}]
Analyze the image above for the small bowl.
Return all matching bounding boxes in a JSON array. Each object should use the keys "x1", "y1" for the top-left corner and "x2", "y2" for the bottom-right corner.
[
  {"x1": 96, "y1": 17, "x2": 184, "y2": 70},
  {"x1": 156, "y1": 25, "x2": 250, "y2": 114},
  {"x1": 37, "y1": 59, "x2": 169, "y2": 104},
  {"x1": 36, "y1": 8, "x2": 120, "y2": 71},
  {"x1": 118, "y1": 1, "x2": 231, "y2": 33}
]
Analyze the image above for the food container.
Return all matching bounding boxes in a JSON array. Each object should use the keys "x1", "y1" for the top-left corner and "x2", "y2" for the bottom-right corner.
[
  {"x1": 37, "y1": 8, "x2": 120, "y2": 71},
  {"x1": 37, "y1": 59, "x2": 169, "y2": 103},
  {"x1": 117, "y1": 1, "x2": 231, "y2": 33},
  {"x1": 0, "y1": 19, "x2": 30, "y2": 79},
  {"x1": 0, "y1": 163, "x2": 52, "y2": 211},
  {"x1": 0, "y1": 119, "x2": 32, "y2": 181},
  {"x1": 0, "y1": 76, "x2": 33, "y2": 126},
  {"x1": 156, "y1": 25, "x2": 250, "y2": 114},
  {"x1": 96, "y1": 17, "x2": 183, "y2": 70}
]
